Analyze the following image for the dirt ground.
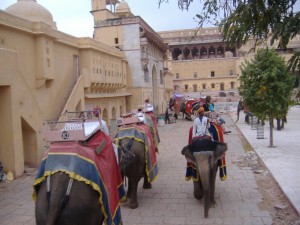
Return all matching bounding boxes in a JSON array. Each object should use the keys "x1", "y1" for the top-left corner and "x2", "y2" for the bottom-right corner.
[{"x1": 234, "y1": 132, "x2": 300, "y2": 225}]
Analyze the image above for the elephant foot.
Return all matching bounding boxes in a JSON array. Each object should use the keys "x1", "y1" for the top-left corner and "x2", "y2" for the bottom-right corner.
[
  {"x1": 194, "y1": 192, "x2": 203, "y2": 200},
  {"x1": 143, "y1": 182, "x2": 152, "y2": 189},
  {"x1": 209, "y1": 200, "x2": 217, "y2": 208},
  {"x1": 129, "y1": 200, "x2": 138, "y2": 209}
]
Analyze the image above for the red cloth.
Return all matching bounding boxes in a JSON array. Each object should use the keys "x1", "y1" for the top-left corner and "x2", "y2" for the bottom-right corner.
[
  {"x1": 46, "y1": 130, "x2": 123, "y2": 218},
  {"x1": 145, "y1": 112, "x2": 158, "y2": 130},
  {"x1": 185, "y1": 99, "x2": 197, "y2": 115},
  {"x1": 116, "y1": 123, "x2": 158, "y2": 182},
  {"x1": 138, "y1": 124, "x2": 157, "y2": 174},
  {"x1": 173, "y1": 96, "x2": 184, "y2": 114}
]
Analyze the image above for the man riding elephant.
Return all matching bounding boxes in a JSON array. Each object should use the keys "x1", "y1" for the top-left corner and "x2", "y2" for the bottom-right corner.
[{"x1": 183, "y1": 106, "x2": 228, "y2": 218}]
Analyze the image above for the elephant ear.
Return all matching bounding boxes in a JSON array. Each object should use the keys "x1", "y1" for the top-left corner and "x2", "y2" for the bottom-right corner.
[
  {"x1": 181, "y1": 144, "x2": 195, "y2": 163},
  {"x1": 181, "y1": 144, "x2": 191, "y2": 155},
  {"x1": 214, "y1": 143, "x2": 227, "y2": 162}
]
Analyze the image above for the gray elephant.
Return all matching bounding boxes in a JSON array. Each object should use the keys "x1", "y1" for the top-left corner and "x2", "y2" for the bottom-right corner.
[
  {"x1": 35, "y1": 172, "x2": 104, "y2": 225},
  {"x1": 181, "y1": 138, "x2": 228, "y2": 218},
  {"x1": 34, "y1": 134, "x2": 125, "y2": 225},
  {"x1": 118, "y1": 137, "x2": 155, "y2": 209}
]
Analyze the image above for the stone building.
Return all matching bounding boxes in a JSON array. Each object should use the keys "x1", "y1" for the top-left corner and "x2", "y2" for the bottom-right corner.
[
  {"x1": 159, "y1": 27, "x2": 300, "y2": 99},
  {"x1": 0, "y1": 0, "x2": 172, "y2": 177},
  {"x1": 91, "y1": 0, "x2": 171, "y2": 112},
  {"x1": 0, "y1": 0, "x2": 127, "y2": 176},
  {"x1": 159, "y1": 28, "x2": 241, "y2": 98},
  {"x1": 1, "y1": 0, "x2": 298, "y2": 178}
]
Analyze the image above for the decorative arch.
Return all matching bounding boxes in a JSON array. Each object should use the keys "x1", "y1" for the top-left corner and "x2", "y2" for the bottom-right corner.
[
  {"x1": 217, "y1": 45, "x2": 224, "y2": 56},
  {"x1": 183, "y1": 47, "x2": 190, "y2": 60},
  {"x1": 172, "y1": 48, "x2": 182, "y2": 60},
  {"x1": 111, "y1": 107, "x2": 116, "y2": 119},
  {"x1": 119, "y1": 105, "x2": 123, "y2": 116},
  {"x1": 200, "y1": 46, "x2": 207, "y2": 58},
  {"x1": 208, "y1": 46, "x2": 215, "y2": 57},
  {"x1": 192, "y1": 47, "x2": 199, "y2": 59},
  {"x1": 152, "y1": 64, "x2": 158, "y2": 112},
  {"x1": 102, "y1": 108, "x2": 108, "y2": 122}
]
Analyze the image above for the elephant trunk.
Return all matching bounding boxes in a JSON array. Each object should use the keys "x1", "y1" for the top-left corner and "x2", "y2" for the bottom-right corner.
[{"x1": 194, "y1": 151, "x2": 214, "y2": 218}]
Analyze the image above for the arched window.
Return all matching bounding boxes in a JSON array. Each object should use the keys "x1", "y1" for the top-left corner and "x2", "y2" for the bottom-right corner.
[
  {"x1": 172, "y1": 48, "x2": 182, "y2": 60},
  {"x1": 200, "y1": 47, "x2": 207, "y2": 58},
  {"x1": 192, "y1": 47, "x2": 199, "y2": 59},
  {"x1": 209, "y1": 46, "x2": 215, "y2": 57},
  {"x1": 183, "y1": 47, "x2": 190, "y2": 60}
]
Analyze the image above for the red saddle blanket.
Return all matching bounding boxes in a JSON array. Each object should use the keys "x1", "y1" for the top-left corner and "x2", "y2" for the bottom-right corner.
[
  {"x1": 33, "y1": 130, "x2": 125, "y2": 225},
  {"x1": 186, "y1": 123, "x2": 227, "y2": 181},
  {"x1": 115, "y1": 123, "x2": 158, "y2": 182}
]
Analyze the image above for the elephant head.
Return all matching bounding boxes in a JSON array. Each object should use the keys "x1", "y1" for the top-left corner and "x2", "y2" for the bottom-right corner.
[
  {"x1": 181, "y1": 138, "x2": 227, "y2": 218},
  {"x1": 118, "y1": 137, "x2": 152, "y2": 209}
]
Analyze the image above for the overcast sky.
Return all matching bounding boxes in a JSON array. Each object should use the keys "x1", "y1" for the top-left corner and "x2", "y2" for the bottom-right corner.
[{"x1": 0, "y1": 0, "x2": 204, "y2": 37}]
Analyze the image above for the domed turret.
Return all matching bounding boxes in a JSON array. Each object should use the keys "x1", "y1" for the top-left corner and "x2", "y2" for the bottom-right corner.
[
  {"x1": 115, "y1": 0, "x2": 134, "y2": 17},
  {"x1": 5, "y1": 0, "x2": 56, "y2": 29}
]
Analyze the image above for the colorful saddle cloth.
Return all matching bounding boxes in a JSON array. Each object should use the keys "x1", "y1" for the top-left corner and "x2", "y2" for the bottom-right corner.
[
  {"x1": 33, "y1": 130, "x2": 125, "y2": 225},
  {"x1": 184, "y1": 99, "x2": 197, "y2": 116},
  {"x1": 185, "y1": 122, "x2": 227, "y2": 181},
  {"x1": 144, "y1": 113, "x2": 160, "y2": 151},
  {"x1": 115, "y1": 123, "x2": 158, "y2": 182}
]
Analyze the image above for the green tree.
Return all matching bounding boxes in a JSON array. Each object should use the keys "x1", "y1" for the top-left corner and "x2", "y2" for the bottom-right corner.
[
  {"x1": 160, "y1": 1, "x2": 299, "y2": 49},
  {"x1": 238, "y1": 49, "x2": 295, "y2": 147}
]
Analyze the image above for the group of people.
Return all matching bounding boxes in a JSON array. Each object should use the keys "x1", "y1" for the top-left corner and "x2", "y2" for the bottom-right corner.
[
  {"x1": 165, "y1": 94, "x2": 230, "y2": 136},
  {"x1": 192, "y1": 96, "x2": 230, "y2": 139}
]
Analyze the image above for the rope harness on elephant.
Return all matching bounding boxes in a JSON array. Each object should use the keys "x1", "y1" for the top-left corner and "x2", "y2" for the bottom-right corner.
[
  {"x1": 119, "y1": 138, "x2": 136, "y2": 171},
  {"x1": 46, "y1": 175, "x2": 74, "y2": 209}
]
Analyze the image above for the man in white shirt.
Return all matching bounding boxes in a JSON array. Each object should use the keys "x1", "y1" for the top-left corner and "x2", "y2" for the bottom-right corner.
[{"x1": 192, "y1": 107, "x2": 211, "y2": 138}]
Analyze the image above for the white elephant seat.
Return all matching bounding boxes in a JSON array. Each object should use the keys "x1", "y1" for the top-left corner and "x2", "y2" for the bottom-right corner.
[{"x1": 44, "y1": 110, "x2": 109, "y2": 142}]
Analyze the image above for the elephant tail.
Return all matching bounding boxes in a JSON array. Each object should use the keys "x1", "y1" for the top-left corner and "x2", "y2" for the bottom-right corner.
[
  {"x1": 45, "y1": 174, "x2": 73, "y2": 225},
  {"x1": 119, "y1": 138, "x2": 136, "y2": 171}
]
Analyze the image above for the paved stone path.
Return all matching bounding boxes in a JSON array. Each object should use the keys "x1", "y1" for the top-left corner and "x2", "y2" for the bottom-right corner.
[{"x1": 0, "y1": 114, "x2": 273, "y2": 225}]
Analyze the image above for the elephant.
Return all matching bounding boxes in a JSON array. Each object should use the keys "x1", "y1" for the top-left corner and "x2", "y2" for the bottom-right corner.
[
  {"x1": 169, "y1": 96, "x2": 184, "y2": 119},
  {"x1": 181, "y1": 138, "x2": 228, "y2": 218},
  {"x1": 35, "y1": 172, "x2": 104, "y2": 225},
  {"x1": 180, "y1": 99, "x2": 201, "y2": 121},
  {"x1": 118, "y1": 137, "x2": 153, "y2": 209}
]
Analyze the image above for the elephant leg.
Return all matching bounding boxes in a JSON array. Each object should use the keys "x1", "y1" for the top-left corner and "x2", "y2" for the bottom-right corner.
[
  {"x1": 193, "y1": 180, "x2": 203, "y2": 200},
  {"x1": 127, "y1": 178, "x2": 139, "y2": 209},
  {"x1": 143, "y1": 173, "x2": 152, "y2": 189}
]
